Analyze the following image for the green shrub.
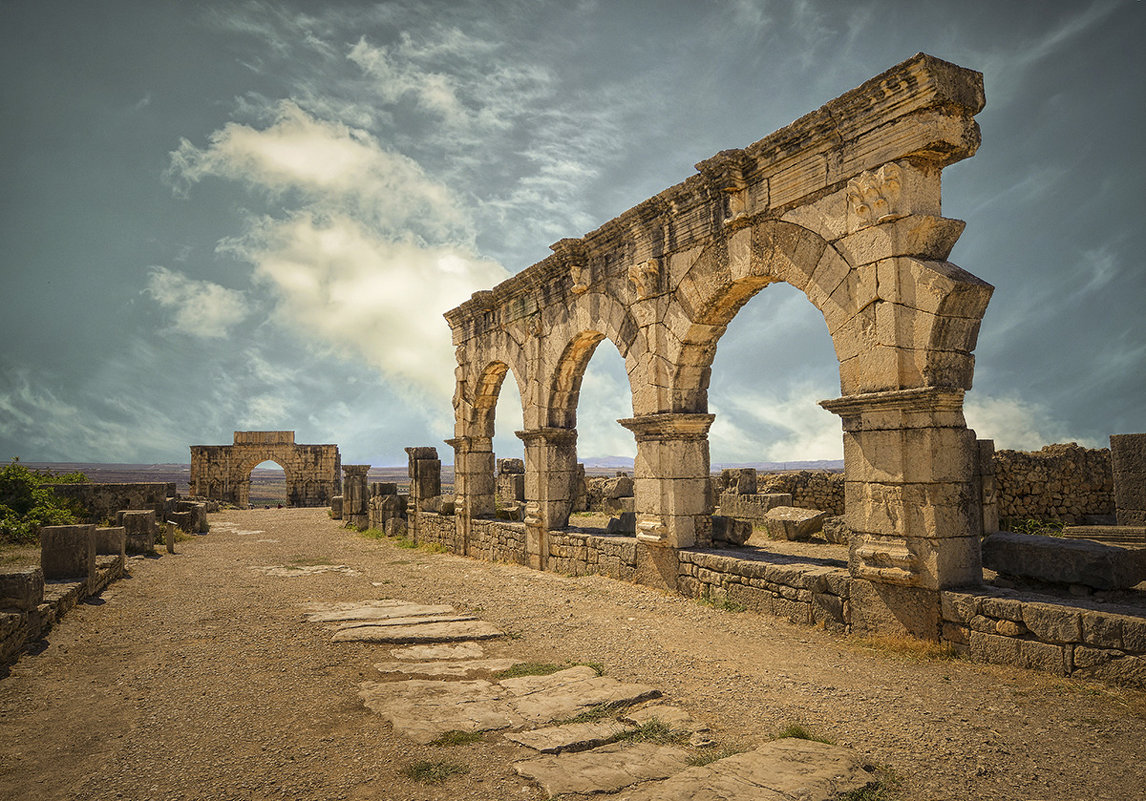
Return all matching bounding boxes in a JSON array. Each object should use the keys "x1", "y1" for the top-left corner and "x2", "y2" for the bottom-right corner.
[{"x1": 0, "y1": 459, "x2": 87, "y2": 544}]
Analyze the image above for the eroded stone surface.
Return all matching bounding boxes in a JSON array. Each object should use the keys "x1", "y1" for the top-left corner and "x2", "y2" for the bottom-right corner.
[
  {"x1": 391, "y1": 642, "x2": 485, "y2": 660},
  {"x1": 357, "y1": 680, "x2": 521, "y2": 743},
  {"x1": 501, "y1": 665, "x2": 661, "y2": 723},
  {"x1": 332, "y1": 620, "x2": 504, "y2": 643},
  {"x1": 505, "y1": 719, "x2": 635, "y2": 753},
  {"x1": 513, "y1": 742, "x2": 690, "y2": 795},
  {"x1": 251, "y1": 564, "x2": 361, "y2": 577},
  {"x1": 621, "y1": 703, "x2": 706, "y2": 732},
  {"x1": 334, "y1": 614, "x2": 476, "y2": 631},
  {"x1": 616, "y1": 739, "x2": 877, "y2": 800},
  {"x1": 372, "y1": 658, "x2": 518, "y2": 677}
]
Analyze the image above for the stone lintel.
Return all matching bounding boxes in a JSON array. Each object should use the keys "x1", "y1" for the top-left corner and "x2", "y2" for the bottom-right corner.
[
  {"x1": 618, "y1": 413, "x2": 716, "y2": 441},
  {"x1": 819, "y1": 387, "x2": 965, "y2": 431}
]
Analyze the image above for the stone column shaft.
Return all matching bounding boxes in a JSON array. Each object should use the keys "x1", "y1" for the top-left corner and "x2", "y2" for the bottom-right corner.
[
  {"x1": 516, "y1": 427, "x2": 578, "y2": 569},
  {"x1": 618, "y1": 413, "x2": 715, "y2": 549}
]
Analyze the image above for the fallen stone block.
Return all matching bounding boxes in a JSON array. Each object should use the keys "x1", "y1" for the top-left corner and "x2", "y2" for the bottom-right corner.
[
  {"x1": 514, "y1": 742, "x2": 690, "y2": 796},
  {"x1": 505, "y1": 719, "x2": 636, "y2": 753},
  {"x1": 607, "y1": 512, "x2": 637, "y2": 535},
  {"x1": 117, "y1": 510, "x2": 156, "y2": 554},
  {"x1": 332, "y1": 620, "x2": 504, "y2": 643},
  {"x1": 616, "y1": 738, "x2": 878, "y2": 800},
  {"x1": 762, "y1": 506, "x2": 827, "y2": 541},
  {"x1": 821, "y1": 515, "x2": 851, "y2": 544},
  {"x1": 40, "y1": 525, "x2": 95, "y2": 581},
  {"x1": 711, "y1": 515, "x2": 752, "y2": 546},
  {"x1": 982, "y1": 531, "x2": 1146, "y2": 590}
]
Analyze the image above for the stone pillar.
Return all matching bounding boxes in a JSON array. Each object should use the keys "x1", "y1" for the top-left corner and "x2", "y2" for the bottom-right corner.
[
  {"x1": 405, "y1": 447, "x2": 442, "y2": 543},
  {"x1": 40, "y1": 525, "x2": 95, "y2": 583},
  {"x1": 447, "y1": 437, "x2": 493, "y2": 556},
  {"x1": 1111, "y1": 433, "x2": 1146, "y2": 526},
  {"x1": 618, "y1": 413, "x2": 715, "y2": 550},
  {"x1": 117, "y1": 510, "x2": 157, "y2": 555},
  {"x1": 976, "y1": 439, "x2": 999, "y2": 535},
  {"x1": 516, "y1": 428, "x2": 578, "y2": 570},
  {"x1": 821, "y1": 388, "x2": 981, "y2": 638},
  {"x1": 330, "y1": 496, "x2": 343, "y2": 520},
  {"x1": 342, "y1": 465, "x2": 370, "y2": 529}
]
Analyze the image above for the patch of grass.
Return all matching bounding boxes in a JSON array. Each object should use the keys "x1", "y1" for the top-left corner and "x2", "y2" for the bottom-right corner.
[
  {"x1": 696, "y1": 589, "x2": 746, "y2": 613},
  {"x1": 613, "y1": 718, "x2": 689, "y2": 746},
  {"x1": 1003, "y1": 517, "x2": 1066, "y2": 537},
  {"x1": 850, "y1": 634, "x2": 962, "y2": 662},
  {"x1": 421, "y1": 542, "x2": 449, "y2": 554},
  {"x1": 429, "y1": 729, "x2": 483, "y2": 747},
  {"x1": 774, "y1": 722, "x2": 832, "y2": 744},
  {"x1": 360, "y1": 527, "x2": 386, "y2": 540},
  {"x1": 493, "y1": 661, "x2": 604, "y2": 680},
  {"x1": 554, "y1": 700, "x2": 637, "y2": 726},
  {"x1": 289, "y1": 556, "x2": 334, "y2": 567},
  {"x1": 401, "y1": 759, "x2": 469, "y2": 784},
  {"x1": 686, "y1": 745, "x2": 748, "y2": 767}
]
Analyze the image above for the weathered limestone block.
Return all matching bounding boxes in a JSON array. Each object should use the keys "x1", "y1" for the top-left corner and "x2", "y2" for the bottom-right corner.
[
  {"x1": 711, "y1": 515, "x2": 752, "y2": 546},
  {"x1": 721, "y1": 468, "x2": 757, "y2": 495},
  {"x1": 330, "y1": 496, "x2": 343, "y2": 519},
  {"x1": 1112, "y1": 433, "x2": 1146, "y2": 526},
  {"x1": 342, "y1": 465, "x2": 370, "y2": 528},
  {"x1": 982, "y1": 531, "x2": 1146, "y2": 590},
  {"x1": 168, "y1": 511, "x2": 194, "y2": 533},
  {"x1": 605, "y1": 512, "x2": 636, "y2": 535},
  {"x1": 763, "y1": 506, "x2": 827, "y2": 541},
  {"x1": 0, "y1": 568, "x2": 44, "y2": 611},
  {"x1": 718, "y1": 491, "x2": 793, "y2": 521},
  {"x1": 498, "y1": 458, "x2": 524, "y2": 474},
  {"x1": 821, "y1": 515, "x2": 851, "y2": 544},
  {"x1": 384, "y1": 517, "x2": 407, "y2": 538},
  {"x1": 40, "y1": 525, "x2": 95, "y2": 581},
  {"x1": 603, "y1": 475, "x2": 634, "y2": 499},
  {"x1": 117, "y1": 509, "x2": 156, "y2": 554},
  {"x1": 497, "y1": 472, "x2": 525, "y2": 504},
  {"x1": 94, "y1": 527, "x2": 126, "y2": 559}
]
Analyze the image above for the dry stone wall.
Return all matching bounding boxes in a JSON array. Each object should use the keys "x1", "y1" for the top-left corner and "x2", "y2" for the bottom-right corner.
[
  {"x1": 993, "y1": 444, "x2": 1113, "y2": 525},
  {"x1": 44, "y1": 482, "x2": 175, "y2": 525},
  {"x1": 757, "y1": 472, "x2": 845, "y2": 515}
]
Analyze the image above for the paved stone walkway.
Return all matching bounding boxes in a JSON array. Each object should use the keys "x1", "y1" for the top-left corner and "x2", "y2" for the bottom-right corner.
[{"x1": 305, "y1": 597, "x2": 879, "y2": 798}]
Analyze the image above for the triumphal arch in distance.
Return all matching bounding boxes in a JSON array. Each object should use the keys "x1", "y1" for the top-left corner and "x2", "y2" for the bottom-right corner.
[
  {"x1": 190, "y1": 431, "x2": 341, "y2": 508},
  {"x1": 444, "y1": 53, "x2": 994, "y2": 632}
]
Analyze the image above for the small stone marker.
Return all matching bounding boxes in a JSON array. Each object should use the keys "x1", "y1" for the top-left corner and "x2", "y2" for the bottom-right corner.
[
  {"x1": 513, "y1": 742, "x2": 690, "y2": 796},
  {"x1": 332, "y1": 620, "x2": 504, "y2": 643},
  {"x1": 615, "y1": 738, "x2": 878, "y2": 801},
  {"x1": 505, "y1": 719, "x2": 636, "y2": 753},
  {"x1": 164, "y1": 521, "x2": 176, "y2": 553}
]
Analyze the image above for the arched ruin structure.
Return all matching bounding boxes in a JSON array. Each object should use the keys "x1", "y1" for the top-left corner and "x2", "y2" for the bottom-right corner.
[
  {"x1": 190, "y1": 431, "x2": 341, "y2": 508},
  {"x1": 444, "y1": 54, "x2": 994, "y2": 629}
]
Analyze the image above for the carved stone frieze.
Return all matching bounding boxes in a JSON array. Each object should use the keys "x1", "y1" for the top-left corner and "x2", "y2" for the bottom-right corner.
[{"x1": 846, "y1": 162, "x2": 904, "y2": 228}]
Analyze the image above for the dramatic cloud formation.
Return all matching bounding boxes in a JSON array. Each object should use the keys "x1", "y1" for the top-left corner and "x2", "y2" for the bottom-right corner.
[{"x1": 145, "y1": 266, "x2": 248, "y2": 339}]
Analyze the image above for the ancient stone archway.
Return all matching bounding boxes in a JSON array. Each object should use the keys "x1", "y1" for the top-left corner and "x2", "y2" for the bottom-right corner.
[
  {"x1": 444, "y1": 54, "x2": 993, "y2": 621},
  {"x1": 190, "y1": 431, "x2": 341, "y2": 508}
]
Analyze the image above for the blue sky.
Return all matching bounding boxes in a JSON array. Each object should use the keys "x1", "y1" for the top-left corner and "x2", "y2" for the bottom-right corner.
[{"x1": 1, "y1": 0, "x2": 1143, "y2": 466}]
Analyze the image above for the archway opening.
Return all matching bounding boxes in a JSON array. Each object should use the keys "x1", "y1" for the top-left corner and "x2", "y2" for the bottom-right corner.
[{"x1": 248, "y1": 460, "x2": 288, "y2": 507}]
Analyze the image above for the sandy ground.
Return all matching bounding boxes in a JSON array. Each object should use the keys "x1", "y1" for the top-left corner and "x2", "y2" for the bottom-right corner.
[{"x1": 2, "y1": 508, "x2": 1145, "y2": 801}]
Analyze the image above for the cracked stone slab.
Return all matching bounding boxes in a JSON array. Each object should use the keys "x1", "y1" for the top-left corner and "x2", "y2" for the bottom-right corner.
[
  {"x1": 373, "y1": 658, "x2": 519, "y2": 677},
  {"x1": 615, "y1": 739, "x2": 877, "y2": 800},
  {"x1": 621, "y1": 704, "x2": 707, "y2": 733},
  {"x1": 305, "y1": 603, "x2": 456, "y2": 622},
  {"x1": 332, "y1": 620, "x2": 504, "y2": 643},
  {"x1": 391, "y1": 642, "x2": 485, "y2": 660},
  {"x1": 357, "y1": 679, "x2": 524, "y2": 744},
  {"x1": 505, "y1": 719, "x2": 636, "y2": 753},
  {"x1": 501, "y1": 665, "x2": 661, "y2": 724},
  {"x1": 514, "y1": 742, "x2": 690, "y2": 796},
  {"x1": 334, "y1": 614, "x2": 476, "y2": 631},
  {"x1": 303, "y1": 599, "x2": 410, "y2": 612},
  {"x1": 251, "y1": 564, "x2": 360, "y2": 577}
]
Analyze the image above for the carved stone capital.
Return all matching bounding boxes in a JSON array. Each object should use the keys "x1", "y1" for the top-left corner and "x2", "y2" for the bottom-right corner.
[
  {"x1": 847, "y1": 162, "x2": 904, "y2": 228},
  {"x1": 550, "y1": 237, "x2": 590, "y2": 294},
  {"x1": 514, "y1": 427, "x2": 578, "y2": 446},
  {"x1": 618, "y1": 413, "x2": 715, "y2": 442},
  {"x1": 628, "y1": 258, "x2": 661, "y2": 299}
]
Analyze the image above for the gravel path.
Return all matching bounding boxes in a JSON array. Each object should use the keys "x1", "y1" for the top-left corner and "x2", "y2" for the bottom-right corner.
[{"x1": 2, "y1": 508, "x2": 1144, "y2": 800}]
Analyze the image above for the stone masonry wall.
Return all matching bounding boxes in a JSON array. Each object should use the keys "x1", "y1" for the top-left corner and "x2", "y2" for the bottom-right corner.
[
  {"x1": 993, "y1": 444, "x2": 1114, "y2": 525},
  {"x1": 757, "y1": 472, "x2": 845, "y2": 515},
  {"x1": 548, "y1": 532, "x2": 639, "y2": 581},
  {"x1": 44, "y1": 483, "x2": 176, "y2": 525}
]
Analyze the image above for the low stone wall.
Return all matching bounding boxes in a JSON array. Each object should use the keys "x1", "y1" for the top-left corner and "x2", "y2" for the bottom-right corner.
[
  {"x1": 44, "y1": 482, "x2": 177, "y2": 525},
  {"x1": 677, "y1": 550, "x2": 851, "y2": 632},
  {"x1": 993, "y1": 444, "x2": 1114, "y2": 525},
  {"x1": 469, "y1": 519, "x2": 529, "y2": 566},
  {"x1": 940, "y1": 588, "x2": 1146, "y2": 686},
  {"x1": 757, "y1": 471, "x2": 845, "y2": 515},
  {"x1": 548, "y1": 531, "x2": 638, "y2": 581},
  {"x1": 1, "y1": 556, "x2": 124, "y2": 666}
]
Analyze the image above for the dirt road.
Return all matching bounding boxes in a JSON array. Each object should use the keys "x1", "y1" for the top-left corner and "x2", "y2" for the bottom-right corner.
[{"x1": 1, "y1": 508, "x2": 1144, "y2": 800}]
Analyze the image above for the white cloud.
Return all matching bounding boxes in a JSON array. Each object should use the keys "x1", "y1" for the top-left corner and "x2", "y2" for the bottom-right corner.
[
  {"x1": 145, "y1": 266, "x2": 247, "y2": 339},
  {"x1": 964, "y1": 392, "x2": 1101, "y2": 451},
  {"x1": 710, "y1": 383, "x2": 843, "y2": 463},
  {"x1": 221, "y1": 212, "x2": 506, "y2": 399}
]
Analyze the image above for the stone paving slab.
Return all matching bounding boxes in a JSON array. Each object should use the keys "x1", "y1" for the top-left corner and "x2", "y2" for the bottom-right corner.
[
  {"x1": 391, "y1": 642, "x2": 485, "y2": 660},
  {"x1": 513, "y1": 742, "x2": 690, "y2": 796},
  {"x1": 305, "y1": 603, "x2": 456, "y2": 622},
  {"x1": 332, "y1": 620, "x2": 504, "y2": 643},
  {"x1": 621, "y1": 703, "x2": 705, "y2": 732},
  {"x1": 357, "y1": 679, "x2": 524, "y2": 743},
  {"x1": 613, "y1": 739, "x2": 877, "y2": 800},
  {"x1": 373, "y1": 658, "x2": 519, "y2": 677},
  {"x1": 501, "y1": 665, "x2": 661, "y2": 723},
  {"x1": 334, "y1": 614, "x2": 476, "y2": 631},
  {"x1": 505, "y1": 719, "x2": 637, "y2": 753}
]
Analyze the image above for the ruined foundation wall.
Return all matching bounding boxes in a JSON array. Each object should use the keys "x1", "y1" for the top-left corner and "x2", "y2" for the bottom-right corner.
[
  {"x1": 548, "y1": 532, "x2": 639, "y2": 581},
  {"x1": 44, "y1": 483, "x2": 176, "y2": 525},
  {"x1": 993, "y1": 444, "x2": 1114, "y2": 525},
  {"x1": 756, "y1": 472, "x2": 845, "y2": 515}
]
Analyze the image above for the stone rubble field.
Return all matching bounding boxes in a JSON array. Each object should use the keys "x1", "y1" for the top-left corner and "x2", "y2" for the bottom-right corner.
[{"x1": 2, "y1": 508, "x2": 1145, "y2": 800}]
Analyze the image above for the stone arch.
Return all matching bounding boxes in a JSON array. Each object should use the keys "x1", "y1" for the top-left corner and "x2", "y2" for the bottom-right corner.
[{"x1": 189, "y1": 432, "x2": 340, "y2": 508}]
